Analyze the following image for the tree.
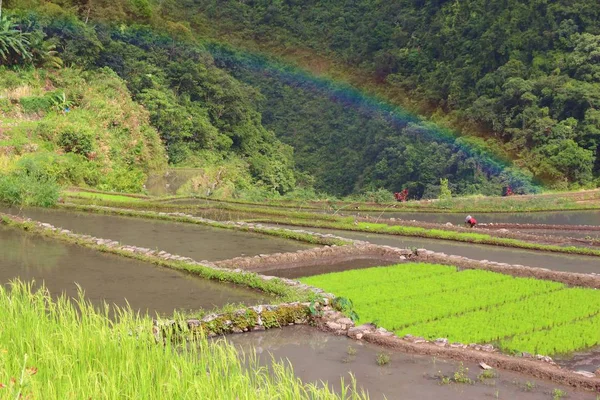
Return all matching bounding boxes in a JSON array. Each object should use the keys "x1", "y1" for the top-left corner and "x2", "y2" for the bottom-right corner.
[{"x1": 0, "y1": 16, "x2": 31, "y2": 66}]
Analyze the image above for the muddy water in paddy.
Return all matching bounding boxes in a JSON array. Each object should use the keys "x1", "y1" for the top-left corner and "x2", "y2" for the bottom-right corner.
[
  {"x1": 224, "y1": 325, "x2": 594, "y2": 400},
  {"x1": 269, "y1": 224, "x2": 600, "y2": 274},
  {"x1": 0, "y1": 225, "x2": 268, "y2": 315},
  {"x1": 341, "y1": 210, "x2": 600, "y2": 226},
  {"x1": 261, "y1": 258, "x2": 397, "y2": 279},
  {"x1": 1, "y1": 207, "x2": 314, "y2": 261}
]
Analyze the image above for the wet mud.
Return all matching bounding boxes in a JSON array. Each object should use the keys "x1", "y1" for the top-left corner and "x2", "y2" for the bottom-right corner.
[
  {"x1": 224, "y1": 325, "x2": 596, "y2": 400},
  {"x1": 261, "y1": 257, "x2": 397, "y2": 279}
]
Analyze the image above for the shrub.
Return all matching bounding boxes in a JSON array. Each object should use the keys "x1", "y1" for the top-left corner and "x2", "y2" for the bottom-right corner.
[
  {"x1": 0, "y1": 171, "x2": 60, "y2": 207},
  {"x1": 57, "y1": 126, "x2": 94, "y2": 156},
  {"x1": 98, "y1": 167, "x2": 146, "y2": 192},
  {"x1": 19, "y1": 95, "x2": 53, "y2": 114},
  {"x1": 439, "y1": 178, "x2": 452, "y2": 200}
]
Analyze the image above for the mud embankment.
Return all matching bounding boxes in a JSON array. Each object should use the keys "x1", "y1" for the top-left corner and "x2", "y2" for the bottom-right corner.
[
  {"x1": 214, "y1": 244, "x2": 412, "y2": 272},
  {"x1": 356, "y1": 216, "x2": 600, "y2": 248}
]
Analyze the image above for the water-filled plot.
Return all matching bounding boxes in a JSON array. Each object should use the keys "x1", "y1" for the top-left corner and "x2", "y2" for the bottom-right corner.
[
  {"x1": 1, "y1": 207, "x2": 314, "y2": 261},
  {"x1": 0, "y1": 225, "x2": 269, "y2": 316},
  {"x1": 301, "y1": 263, "x2": 600, "y2": 356}
]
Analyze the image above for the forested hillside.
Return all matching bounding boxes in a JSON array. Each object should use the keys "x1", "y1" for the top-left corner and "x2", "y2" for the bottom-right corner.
[
  {"x1": 196, "y1": 0, "x2": 600, "y2": 191},
  {"x1": 4, "y1": 0, "x2": 599, "y2": 199}
]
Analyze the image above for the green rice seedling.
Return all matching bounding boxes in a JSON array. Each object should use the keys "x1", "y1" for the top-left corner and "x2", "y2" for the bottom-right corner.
[
  {"x1": 478, "y1": 369, "x2": 497, "y2": 381},
  {"x1": 0, "y1": 281, "x2": 367, "y2": 400},
  {"x1": 301, "y1": 263, "x2": 600, "y2": 356},
  {"x1": 553, "y1": 388, "x2": 566, "y2": 399},
  {"x1": 376, "y1": 352, "x2": 390, "y2": 366}
]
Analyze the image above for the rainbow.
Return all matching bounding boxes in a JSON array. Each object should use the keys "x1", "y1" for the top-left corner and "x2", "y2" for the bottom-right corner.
[{"x1": 205, "y1": 42, "x2": 540, "y2": 190}]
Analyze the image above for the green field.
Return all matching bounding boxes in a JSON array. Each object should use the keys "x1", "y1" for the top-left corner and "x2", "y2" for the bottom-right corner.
[
  {"x1": 0, "y1": 282, "x2": 364, "y2": 399},
  {"x1": 301, "y1": 264, "x2": 600, "y2": 356}
]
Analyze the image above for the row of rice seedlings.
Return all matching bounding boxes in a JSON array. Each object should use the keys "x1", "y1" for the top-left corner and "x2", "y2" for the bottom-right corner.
[
  {"x1": 501, "y1": 313, "x2": 600, "y2": 355},
  {"x1": 361, "y1": 278, "x2": 564, "y2": 330},
  {"x1": 0, "y1": 281, "x2": 367, "y2": 399},
  {"x1": 301, "y1": 263, "x2": 456, "y2": 294},
  {"x1": 397, "y1": 288, "x2": 600, "y2": 344},
  {"x1": 302, "y1": 263, "x2": 600, "y2": 355}
]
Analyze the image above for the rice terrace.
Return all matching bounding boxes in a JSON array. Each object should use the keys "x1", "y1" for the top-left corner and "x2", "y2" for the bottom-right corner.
[{"x1": 3, "y1": 0, "x2": 600, "y2": 398}]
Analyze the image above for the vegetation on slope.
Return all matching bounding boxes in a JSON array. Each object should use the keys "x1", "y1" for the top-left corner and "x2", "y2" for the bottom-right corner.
[
  {"x1": 1, "y1": 4, "x2": 298, "y2": 201},
  {"x1": 0, "y1": 66, "x2": 167, "y2": 204}
]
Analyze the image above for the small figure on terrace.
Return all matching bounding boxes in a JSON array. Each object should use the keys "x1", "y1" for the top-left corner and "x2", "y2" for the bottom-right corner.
[{"x1": 465, "y1": 215, "x2": 477, "y2": 228}]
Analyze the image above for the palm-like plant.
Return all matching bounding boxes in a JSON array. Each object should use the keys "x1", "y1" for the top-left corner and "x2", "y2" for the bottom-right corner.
[
  {"x1": 0, "y1": 16, "x2": 32, "y2": 66},
  {"x1": 29, "y1": 31, "x2": 62, "y2": 69}
]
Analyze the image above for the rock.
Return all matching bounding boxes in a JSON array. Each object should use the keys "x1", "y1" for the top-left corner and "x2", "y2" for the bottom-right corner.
[
  {"x1": 355, "y1": 333, "x2": 363, "y2": 340},
  {"x1": 479, "y1": 362, "x2": 493, "y2": 370},
  {"x1": 201, "y1": 314, "x2": 218, "y2": 323},
  {"x1": 337, "y1": 318, "x2": 353, "y2": 326},
  {"x1": 445, "y1": 222, "x2": 453, "y2": 226},
  {"x1": 252, "y1": 325, "x2": 265, "y2": 331},
  {"x1": 522, "y1": 352, "x2": 532, "y2": 358},
  {"x1": 574, "y1": 370, "x2": 596, "y2": 379},
  {"x1": 434, "y1": 338, "x2": 448, "y2": 347},
  {"x1": 326, "y1": 321, "x2": 343, "y2": 331},
  {"x1": 481, "y1": 344, "x2": 495, "y2": 352},
  {"x1": 348, "y1": 324, "x2": 375, "y2": 339},
  {"x1": 187, "y1": 319, "x2": 201, "y2": 328},
  {"x1": 232, "y1": 327, "x2": 244, "y2": 334},
  {"x1": 595, "y1": 368, "x2": 600, "y2": 376}
]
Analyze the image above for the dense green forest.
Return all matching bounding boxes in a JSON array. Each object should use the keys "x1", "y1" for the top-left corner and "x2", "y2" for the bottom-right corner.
[
  {"x1": 3, "y1": 0, "x2": 598, "y2": 199},
  {"x1": 196, "y1": 0, "x2": 600, "y2": 191}
]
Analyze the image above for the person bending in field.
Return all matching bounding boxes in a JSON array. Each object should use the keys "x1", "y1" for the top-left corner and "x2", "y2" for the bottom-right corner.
[{"x1": 465, "y1": 215, "x2": 477, "y2": 228}]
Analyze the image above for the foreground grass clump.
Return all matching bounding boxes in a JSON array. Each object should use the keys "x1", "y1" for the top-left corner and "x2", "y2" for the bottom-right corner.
[
  {"x1": 0, "y1": 282, "x2": 366, "y2": 399},
  {"x1": 301, "y1": 263, "x2": 600, "y2": 356}
]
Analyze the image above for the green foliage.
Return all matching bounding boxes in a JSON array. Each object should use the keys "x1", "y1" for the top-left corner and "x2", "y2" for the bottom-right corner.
[
  {"x1": 375, "y1": 352, "x2": 390, "y2": 366},
  {"x1": 0, "y1": 169, "x2": 60, "y2": 207},
  {"x1": 196, "y1": 0, "x2": 600, "y2": 190},
  {"x1": 439, "y1": 178, "x2": 452, "y2": 200},
  {"x1": 0, "y1": 16, "x2": 32, "y2": 66},
  {"x1": 57, "y1": 125, "x2": 94, "y2": 156},
  {"x1": 301, "y1": 263, "x2": 600, "y2": 356},
  {"x1": 0, "y1": 281, "x2": 364, "y2": 399}
]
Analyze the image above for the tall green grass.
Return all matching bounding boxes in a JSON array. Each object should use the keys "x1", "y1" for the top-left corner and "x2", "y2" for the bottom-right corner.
[{"x1": 0, "y1": 282, "x2": 366, "y2": 399}]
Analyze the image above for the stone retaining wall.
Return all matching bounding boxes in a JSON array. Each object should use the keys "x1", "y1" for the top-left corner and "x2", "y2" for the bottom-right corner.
[{"x1": 214, "y1": 243, "x2": 413, "y2": 272}]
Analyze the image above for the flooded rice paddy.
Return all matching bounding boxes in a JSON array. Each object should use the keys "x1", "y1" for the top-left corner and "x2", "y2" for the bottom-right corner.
[
  {"x1": 225, "y1": 325, "x2": 595, "y2": 400},
  {"x1": 0, "y1": 225, "x2": 268, "y2": 316},
  {"x1": 269, "y1": 224, "x2": 600, "y2": 274},
  {"x1": 261, "y1": 257, "x2": 397, "y2": 279},
  {"x1": 1, "y1": 207, "x2": 314, "y2": 261},
  {"x1": 343, "y1": 210, "x2": 600, "y2": 226}
]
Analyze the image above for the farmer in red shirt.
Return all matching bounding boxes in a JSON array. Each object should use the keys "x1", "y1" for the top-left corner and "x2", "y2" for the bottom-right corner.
[{"x1": 465, "y1": 215, "x2": 477, "y2": 228}]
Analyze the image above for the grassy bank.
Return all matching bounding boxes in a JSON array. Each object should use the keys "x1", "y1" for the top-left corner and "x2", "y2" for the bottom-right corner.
[
  {"x1": 0, "y1": 281, "x2": 364, "y2": 399},
  {"x1": 301, "y1": 263, "x2": 600, "y2": 356},
  {"x1": 66, "y1": 187, "x2": 600, "y2": 213}
]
